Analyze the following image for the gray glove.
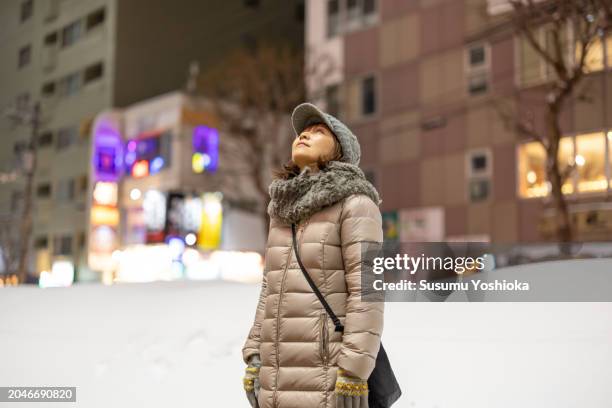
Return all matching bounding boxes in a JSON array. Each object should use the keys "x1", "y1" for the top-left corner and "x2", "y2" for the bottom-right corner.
[
  {"x1": 243, "y1": 354, "x2": 262, "y2": 407},
  {"x1": 334, "y1": 367, "x2": 369, "y2": 408}
]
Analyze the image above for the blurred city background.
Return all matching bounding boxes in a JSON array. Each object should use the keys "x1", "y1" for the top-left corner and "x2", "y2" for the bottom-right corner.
[
  {"x1": 0, "y1": 0, "x2": 610, "y2": 288},
  {"x1": 1, "y1": 2, "x2": 612, "y2": 407}
]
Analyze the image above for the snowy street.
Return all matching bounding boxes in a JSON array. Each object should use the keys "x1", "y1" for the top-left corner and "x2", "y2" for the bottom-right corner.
[{"x1": 2, "y1": 273, "x2": 612, "y2": 408}]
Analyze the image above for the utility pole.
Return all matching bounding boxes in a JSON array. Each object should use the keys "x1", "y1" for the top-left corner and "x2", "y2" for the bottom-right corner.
[{"x1": 4, "y1": 100, "x2": 41, "y2": 284}]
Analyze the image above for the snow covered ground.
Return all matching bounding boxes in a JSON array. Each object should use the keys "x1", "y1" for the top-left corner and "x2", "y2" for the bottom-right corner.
[{"x1": 1, "y1": 259, "x2": 612, "y2": 408}]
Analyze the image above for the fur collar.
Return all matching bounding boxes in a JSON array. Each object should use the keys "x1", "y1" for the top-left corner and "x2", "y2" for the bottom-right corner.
[{"x1": 267, "y1": 160, "x2": 382, "y2": 226}]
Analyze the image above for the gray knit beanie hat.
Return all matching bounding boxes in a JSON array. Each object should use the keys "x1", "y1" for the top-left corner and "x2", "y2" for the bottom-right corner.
[{"x1": 291, "y1": 102, "x2": 361, "y2": 166}]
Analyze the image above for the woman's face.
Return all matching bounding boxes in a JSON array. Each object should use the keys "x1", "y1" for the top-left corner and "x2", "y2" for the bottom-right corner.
[{"x1": 291, "y1": 123, "x2": 337, "y2": 170}]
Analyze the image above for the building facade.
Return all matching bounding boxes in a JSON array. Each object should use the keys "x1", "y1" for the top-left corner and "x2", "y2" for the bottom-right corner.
[
  {"x1": 0, "y1": 0, "x2": 304, "y2": 283},
  {"x1": 305, "y1": 0, "x2": 612, "y2": 243}
]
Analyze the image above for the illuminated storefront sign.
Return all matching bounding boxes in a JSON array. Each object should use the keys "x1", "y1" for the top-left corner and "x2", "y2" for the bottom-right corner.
[
  {"x1": 192, "y1": 125, "x2": 219, "y2": 173},
  {"x1": 89, "y1": 113, "x2": 123, "y2": 273},
  {"x1": 92, "y1": 181, "x2": 118, "y2": 206},
  {"x1": 198, "y1": 192, "x2": 223, "y2": 249},
  {"x1": 125, "y1": 130, "x2": 171, "y2": 178},
  {"x1": 91, "y1": 205, "x2": 120, "y2": 226},
  {"x1": 143, "y1": 189, "x2": 167, "y2": 243}
]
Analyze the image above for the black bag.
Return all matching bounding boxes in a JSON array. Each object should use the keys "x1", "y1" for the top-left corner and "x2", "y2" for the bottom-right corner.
[{"x1": 291, "y1": 223, "x2": 402, "y2": 408}]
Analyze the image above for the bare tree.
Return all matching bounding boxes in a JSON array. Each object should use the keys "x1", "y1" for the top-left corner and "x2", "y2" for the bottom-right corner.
[
  {"x1": 196, "y1": 42, "x2": 339, "y2": 237},
  {"x1": 2, "y1": 100, "x2": 41, "y2": 283},
  {"x1": 499, "y1": 0, "x2": 610, "y2": 242}
]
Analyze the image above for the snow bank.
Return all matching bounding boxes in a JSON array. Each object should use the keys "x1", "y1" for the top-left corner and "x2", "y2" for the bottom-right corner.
[{"x1": 1, "y1": 261, "x2": 611, "y2": 407}]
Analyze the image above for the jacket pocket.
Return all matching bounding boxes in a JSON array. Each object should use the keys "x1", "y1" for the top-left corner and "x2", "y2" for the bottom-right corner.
[{"x1": 319, "y1": 312, "x2": 329, "y2": 365}]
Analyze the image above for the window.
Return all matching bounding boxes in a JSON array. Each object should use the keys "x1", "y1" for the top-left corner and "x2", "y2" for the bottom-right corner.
[
  {"x1": 468, "y1": 73, "x2": 488, "y2": 95},
  {"x1": 295, "y1": 1, "x2": 305, "y2": 23},
  {"x1": 44, "y1": 32, "x2": 58, "y2": 46},
  {"x1": 61, "y1": 20, "x2": 82, "y2": 47},
  {"x1": 53, "y1": 235, "x2": 73, "y2": 256},
  {"x1": 518, "y1": 137, "x2": 579, "y2": 198},
  {"x1": 469, "y1": 150, "x2": 490, "y2": 180},
  {"x1": 20, "y1": 0, "x2": 33, "y2": 23},
  {"x1": 77, "y1": 231, "x2": 86, "y2": 249},
  {"x1": 469, "y1": 46, "x2": 486, "y2": 66},
  {"x1": 347, "y1": 0, "x2": 360, "y2": 21},
  {"x1": 325, "y1": 83, "x2": 341, "y2": 117},
  {"x1": 466, "y1": 43, "x2": 490, "y2": 96},
  {"x1": 466, "y1": 149, "x2": 492, "y2": 202},
  {"x1": 39, "y1": 131, "x2": 53, "y2": 147},
  {"x1": 469, "y1": 179, "x2": 490, "y2": 202},
  {"x1": 84, "y1": 62, "x2": 103, "y2": 84},
  {"x1": 37, "y1": 183, "x2": 52, "y2": 198},
  {"x1": 363, "y1": 0, "x2": 376, "y2": 15},
  {"x1": 42, "y1": 81, "x2": 56, "y2": 97},
  {"x1": 18, "y1": 45, "x2": 31, "y2": 68},
  {"x1": 16, "y1": 92, "x2": 30, "y2": 110},
  {"x1": 243, "y1": 0, "x2": 260, "y2": 8},
  {"x1": 579, "y1": 35, "x2": 612, "y2": 73},
  {"x1": 35, "y1": 236, "x2": 48, "y2": 249},
  {"x1": 327, "y1": 0, "x2": 340, "y2": 38},
  {"x1": 56, "y1": 126, "x2": 78, "y2": 149},
  {"x1": 361, "y1": 75, "x2": 376, "y2": 116},
  {"x1": 58, "y1": 72, "x2": 81, "y2": 96},
  {"x1": 78, "y1": 174, "x2": 89, "y2": 195},
  {"x1": 575, "y1": 131, "x2": 607, "y2": 193},
  {"x1": 56, "y1": 179, "x2": 75, "y2": 202},
  {"x1": 86, "y1": 8, "x2": 105, "y2": 31}
]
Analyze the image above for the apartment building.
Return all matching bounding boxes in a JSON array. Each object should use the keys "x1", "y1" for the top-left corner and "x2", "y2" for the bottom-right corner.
[
  {"x1": 0, "y1": 0, "x2": 304, "y2": 282},
  {"x1": 305, "y1": 0, "x2": 612, "y2": 243}
]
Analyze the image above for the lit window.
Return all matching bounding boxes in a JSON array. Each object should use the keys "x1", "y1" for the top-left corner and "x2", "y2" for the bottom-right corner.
[
  {"x1": 578, "y1": 36, "x2": 612, "y2": 73},
  {"x1": 518, "y1": 137, "x2": 578, "y2": 198},
  {"x1": 558, "y1": 137, "x2": 574, "y2": 194},
  {"x1": 575, "y1": 131, "x2": 607, "y2": 193}
]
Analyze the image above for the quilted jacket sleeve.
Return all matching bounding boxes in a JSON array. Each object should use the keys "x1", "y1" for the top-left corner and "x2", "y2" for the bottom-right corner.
[
  {"x1": 241, "y1": 224, "x2": 271, "y2": 365},
  {"x1": 337, "y1": 194, "x2": 384, "y2": 380}
]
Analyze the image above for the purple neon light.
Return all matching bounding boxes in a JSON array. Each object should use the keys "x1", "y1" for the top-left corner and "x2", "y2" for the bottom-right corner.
[
  {"x1": 192, "y1": 125, "x2": 219, "y2": 172},
  {"x1": 93, "y1": 121, "x2": 123, "y2": 182}
]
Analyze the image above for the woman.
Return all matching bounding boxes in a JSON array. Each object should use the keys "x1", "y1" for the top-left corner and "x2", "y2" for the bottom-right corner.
[{"x1": 242, "y1": 102, "x2": 384, "y2": 408}]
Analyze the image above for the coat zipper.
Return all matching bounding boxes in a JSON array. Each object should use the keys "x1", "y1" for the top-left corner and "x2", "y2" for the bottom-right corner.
[
  {"x1": 320, "y1": 312, "x2": 329, "y2": 365},
  {"x1": 272, "y1": 221, "x2": 308, "y2": 408}
]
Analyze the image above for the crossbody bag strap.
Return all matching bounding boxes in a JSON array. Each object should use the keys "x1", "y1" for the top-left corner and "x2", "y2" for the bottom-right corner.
[{"x1": 291, "y1": 223, "x2": 345, "y2": 333}]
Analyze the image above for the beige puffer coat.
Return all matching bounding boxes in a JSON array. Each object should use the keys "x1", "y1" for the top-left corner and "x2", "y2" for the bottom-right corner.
[{"x1": 242, "y1": 193, "x2": 384, "y2": 408}]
